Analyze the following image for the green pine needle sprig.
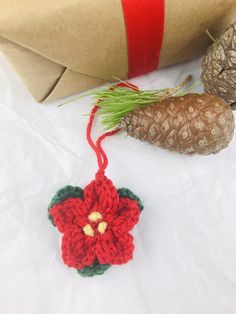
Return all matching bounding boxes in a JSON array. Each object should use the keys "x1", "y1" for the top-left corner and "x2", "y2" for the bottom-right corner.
[
  {"x1": 93, "y1": 75, "x2": 195, "y2": 130},
  {"x1": 59, "y1": 75, "x2": 199, "y2": 131}
]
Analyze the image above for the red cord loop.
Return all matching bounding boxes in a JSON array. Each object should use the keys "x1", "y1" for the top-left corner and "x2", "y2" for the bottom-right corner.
[
  {"x1": 86, "y1": 105, "x2": 119, "y2": 176},
  {"x1": 86, "y1": 83, "x2": 139, "y2": 176}
]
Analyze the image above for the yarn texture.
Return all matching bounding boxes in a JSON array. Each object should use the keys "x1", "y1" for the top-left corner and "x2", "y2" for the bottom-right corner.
[{"x1": 48, "y1": 105, "x2": 143, "y2": 277}]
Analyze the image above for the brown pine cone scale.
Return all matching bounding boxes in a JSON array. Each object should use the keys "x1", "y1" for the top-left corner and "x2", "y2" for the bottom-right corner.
[
  {"x1": 119, "y1": 94, "x2": 235, "y2": 155},
  {"x1": 201, "y1": 22, "x2": 236, "y2": 106}
]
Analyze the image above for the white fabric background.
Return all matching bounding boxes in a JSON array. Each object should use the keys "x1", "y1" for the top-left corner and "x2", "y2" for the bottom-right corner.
[{"x1": 0, "y1": 54, "x2": 236, "y2": 314}]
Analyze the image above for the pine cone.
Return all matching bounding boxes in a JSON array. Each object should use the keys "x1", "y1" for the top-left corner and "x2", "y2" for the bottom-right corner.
[
  {"x1": 119, "y1": 94, "x2": 234, "y2": 155},
  {"x1": 201, "y1": 21, "x2": 236, "y2": 107}
]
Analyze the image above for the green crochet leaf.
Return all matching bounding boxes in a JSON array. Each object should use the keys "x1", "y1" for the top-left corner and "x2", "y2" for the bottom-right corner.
[
  {"x1": 48, "y1": 185, "x2": 84, "y2": 225},
  {"x1": 77, "y1": 261, "x2": 111, "y2": 277},
  {"x1": 117, "y1": 188, "x2": 144, "y2": 211}
]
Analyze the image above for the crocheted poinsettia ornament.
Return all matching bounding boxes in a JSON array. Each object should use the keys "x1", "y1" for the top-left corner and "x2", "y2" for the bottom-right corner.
[{"x1": 48, "y1": 105, "x2": 143, "y2": 277}]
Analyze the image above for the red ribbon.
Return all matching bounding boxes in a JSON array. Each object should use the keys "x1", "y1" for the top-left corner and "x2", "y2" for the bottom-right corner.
[{"x1": 121, "y1": 0, "x2": 165, "y2": 78}]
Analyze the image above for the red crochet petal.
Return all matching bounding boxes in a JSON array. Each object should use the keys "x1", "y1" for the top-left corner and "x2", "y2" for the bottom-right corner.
[
  {"x1": 96, "y1": 232, "x2": 134, "y2": 265},
  {"x1": 61, "y1": 229, "x2": 97, "y2": 269},
  {"x1": 112, "y1": 197, "x2": 140, "y2": 235},
  {"x1": 83, "y1": 175, "x2": 119, "y2": 221},
  {"x1": 50, "y1": 198, "x2": 87, "y2": 233}
]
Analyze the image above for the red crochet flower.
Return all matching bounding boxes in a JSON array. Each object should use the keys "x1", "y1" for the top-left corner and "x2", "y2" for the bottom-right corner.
[{"x1": 48, "y1": 174, "x2": 143, "y2": 276}]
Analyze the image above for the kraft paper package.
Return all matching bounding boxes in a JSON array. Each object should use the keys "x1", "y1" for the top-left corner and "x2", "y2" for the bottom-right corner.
[{"x1": 0, "y1": 0, "x2": 235, "y2": 102}]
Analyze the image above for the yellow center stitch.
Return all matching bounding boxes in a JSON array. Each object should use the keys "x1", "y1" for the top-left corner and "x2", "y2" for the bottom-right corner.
[
  {"x1": 88, "y1": 211, "x2": 103, "y2": 222},
  {"x1": 98, "y1": 221, "x2": 107, "y2": 234},
  {"x1": 83, "y1": 224, "x2": 94, "y2": 237}
]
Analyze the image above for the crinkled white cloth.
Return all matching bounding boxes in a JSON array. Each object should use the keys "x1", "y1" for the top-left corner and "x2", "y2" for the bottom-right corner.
[{"x1": 0, "y1": 54, "x2": 236, "y2": 314}]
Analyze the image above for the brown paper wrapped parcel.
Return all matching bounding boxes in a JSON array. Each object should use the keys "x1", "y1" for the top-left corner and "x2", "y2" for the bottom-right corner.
[{"x1": 0, "y1": 0, "x2": 235, "y2": 102}]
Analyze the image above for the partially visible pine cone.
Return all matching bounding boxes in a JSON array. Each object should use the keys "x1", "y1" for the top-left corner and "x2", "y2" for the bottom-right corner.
[
  {"x1": 119, "y1": 94, "x2": 234, "y2": 155},
  {"x1": 201, "y1": 21, "x2": 236, "y2": 107}
]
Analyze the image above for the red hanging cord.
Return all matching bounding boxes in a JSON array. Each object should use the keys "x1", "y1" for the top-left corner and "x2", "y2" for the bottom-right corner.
[
  {"x1": 86, "y1": 83, "x2": 139, "y2": 175},
  {"x1": 86, "y1": 105, "x2": 120, "y2": 175}
]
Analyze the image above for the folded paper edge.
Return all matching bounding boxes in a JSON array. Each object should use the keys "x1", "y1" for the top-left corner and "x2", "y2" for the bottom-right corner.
[
  {"x1": 0, "y1": 36, "x2": 110, "y2": 102},
  {"x1": 43, "y1": 68, "x2": 109, "y2": 103}
]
